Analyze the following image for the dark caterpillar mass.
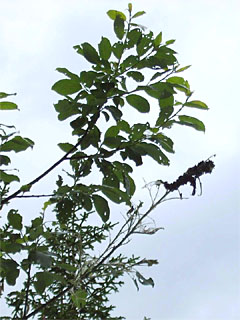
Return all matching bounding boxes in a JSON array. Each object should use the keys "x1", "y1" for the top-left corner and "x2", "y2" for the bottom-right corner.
[{"x1": 162, "y1": 159, "x2": 215, "y2": 195}]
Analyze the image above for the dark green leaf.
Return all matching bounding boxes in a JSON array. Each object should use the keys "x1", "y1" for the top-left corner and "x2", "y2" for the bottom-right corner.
[
  {"x1": 185, "y1": 100, "x2": 209, "y2": 110},
  {"x1": 98, "y1": 37, "x2": 112, "y2": 60},
  {"x1": 7, "y1": 210, "x2": 22, "y2": 230},
  {"x1": 137, "y1": 35, "x2": 152, "y2": 56},
  {"x1": 100, "y1": 185, "x2": 130, "y2": 205},
  {"x1": 34, "y1": 272, "x2": 59, "y2": 294},
  {"x1": 126, "y1": 71, "x2": 144, "y2": 82},
  {"x1": 82, "y1": 42, "x2": 100, "y2": 64},
  {"x1": 121, "y1": 55, "x2": 139, "y2": 69},
  {"x1": 0, "y1": 155, "x2": 11, "y2": 166},
  {"x1": 107, "y1": 10, "x2": 126, "y2": 21},
  {"x1": 0, "y1": 136, "x2": 34, "y2": 153},
  {"x1": 105, "y1": 105, "x2": 122, "y2": 121},
  {"x1": 57, "y1": 263, "x2": 77, "y2": 272},
  {"x1": 52, "y1": 79, "x2": 81, "y2": 96},
  {"x1": 54, "y1": 99, "x2": 79, "y2": 121},
  {"x1": 178, "y1": 115, "x2": 205, "y2": 132},
  {"x1": 92, "y1": 194, "x2": 110, "y2": 222},
  {"x1": 151, "y1": 133, "x2": 174, "y2": 153},
  {"x1": 104, "y1": 125, "x2": 119, "y2": 138},
  {"x1": 31, "y1": 217, "x2": 43, "y2": 228},
  {"x1": 32, "y1": 251, "x2": 53, "y2": 268},
  {"x1": 58, "y1": 143, "x2": 77, "y2": 153},
  {"x1": 114, "y1": 15, "x2": 125, "y2": 40},
  {"x1": 0, "y1": 102, "x2": 18, "y2": 110},
  {"x1": 0, "y1": 241, "x2": 22, "y2": 254},
  {"x1": 135, "y1": 142, "x2": 169, "y2": 165},
  {"x1": 112, "y1": 42, "x2": 124, "y2": 59},
  {"x1": 0, "y1": 170, "x2": 20, "y2": 183},
  {"x1": 127, "y1": 29, "x2": 141, "y2": 46},
  {"x1": 0, "y1": 259, "x2": 19, "y2": 285},
  {"x1": 132, "y1": 11, "x2": 146, "y2": 19},
  {"x1": 71, "y1": 289, "x2": 87, "y2": 309},
  {"x1": 122, "y1": 147, "x2": 143, "y2": 166},
  {"x1": 126, "y1": 94, "x2": 150, "y2": 113}
]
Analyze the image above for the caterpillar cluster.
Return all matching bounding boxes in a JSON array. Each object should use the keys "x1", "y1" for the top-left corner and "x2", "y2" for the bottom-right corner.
[{"x1": 162, "y1": 159, "x2": 215, "y2": 196}]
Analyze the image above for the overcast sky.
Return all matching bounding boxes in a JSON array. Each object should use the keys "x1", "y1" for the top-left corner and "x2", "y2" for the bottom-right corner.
[{"x1": 0, "y1": 0, "x2": 239, "y2": 319}]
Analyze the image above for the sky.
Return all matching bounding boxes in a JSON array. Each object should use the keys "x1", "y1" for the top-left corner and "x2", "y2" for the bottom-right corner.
[{"x1": 0, "y1": 0, "x2": 239, "y2": 319}]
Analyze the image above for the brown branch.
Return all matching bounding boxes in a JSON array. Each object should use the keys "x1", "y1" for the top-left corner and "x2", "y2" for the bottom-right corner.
[{"x1": 1, "y1": 112, "x2": 100, "y2": 208}]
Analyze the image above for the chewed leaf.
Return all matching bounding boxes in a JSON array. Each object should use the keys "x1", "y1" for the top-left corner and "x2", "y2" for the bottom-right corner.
[{"x1": 93, "y1": 194, "x2": 110, "y2": 222}]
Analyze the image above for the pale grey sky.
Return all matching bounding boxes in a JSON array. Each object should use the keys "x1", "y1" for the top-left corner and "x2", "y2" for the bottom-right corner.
[{"x1": 0, "y1": 0, "x2": 239, "y2": 319}]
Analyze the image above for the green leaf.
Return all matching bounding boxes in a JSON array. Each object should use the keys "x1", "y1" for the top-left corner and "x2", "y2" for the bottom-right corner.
[
  {"x1": 112, "y1": 42, "x2": 124, "y2": 59},
  {"x1": 165, "y1": 39, "x2": 175, "y2": 45},
  {"x1": 0, "y1": 136, "x2": 34, "y2": 153},
  {"x1": 105, "y1": 105, "x2": 122, "y2": 121},
  {"x1": 92, "y1": 194, "x2": 110, "y2": 222},
  {"x1": 176, "y1": 65, "x2": 191, "y2": 73},
  {"x1": 31, "y1": 251, "x2": 53, "y2": 268},
  {"x1": 52, "y1": 79, "x2": 81, "y2": 96},
  {"x1": 135, "y1": 143, "x2": 169, "y2": 165},
  {"x1": 166, "y1": 76, "x2": 191, "y2": 95},
  {"x1": 31, "y1": 217, "x2": 43, "y2": 228},
  {"x1": 154, "y1": 31, "x2": 162, "y2": 47},
  {"x1": 57, "y1": 263, "x2": 77, "y2": 272},
  {"x1": 126, "y1": 94, "x2": 150, "y2": 113},
  {"x1": 0, "y1": 170, "x2": 20, "y2": 183},
  {"x1": 0, "y1": 102, "x2": 18, "y2": 110},
  {"x1": 0, "y1": 92, "x2": 16, "y2": 99},
  {"x1": 151, "y1": 133, "x2": 174, "y2": 153},
  {"x1": 128, "y1": 3, "x2": 132, "y2": 12},
  {"x1": 20, "y1": 184, "x2": 32, "y2": 192},
  {"x1": 7, "y1": 210, "x2": 22, "y2": 230},
  {"x1": 82, "y1": 42, "x2": 100, "y2": 64},
  {"x1": 0, "y1": 155, "x2": 11, "y2": 166},
  {"x1": 137, "y1": 35, "x2": 152, "y2": 56},
  {"x1": 98, "y1": 37, "x2": 112, "y2": 60},
  {"x1": 126, "y1": 71, "x2": 144, "y2": 82},
  {"x1": 100, "y1": 185, "x2": 130, "y2": 205},
  {"x1": 58, "y1": 143, "x2": 77, "y2": 153},
  {"x1": 0, "y1": 259, "x2": 19, "y2": 285},
  {"x1": 185, "y1": 100, "x2": 209, "y2": 110},
  {"x1": 34, "y1": 272, "x2": 58, "y2": 294},
  {"x1": 178, "y1": 115, "x2": 205, "y2": 132},
  {"x1": 132, "y1": 11, "x2": 146, "y2": 19},
  {"x1": 71, "y1": 289, "x2": 87, "y2": 309},
  {"x1": 56, "y1": 67, "x2": 80, "y2": 81},
  {"x1": 114, "y1": 15, "x2": 125, "y2": 40},
  {"x1": 107, "y1": 10, "x2": 126, "y2": 21},
  {"x1": 54, "y1": 99, "x2": 79, "y2": 121}
]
